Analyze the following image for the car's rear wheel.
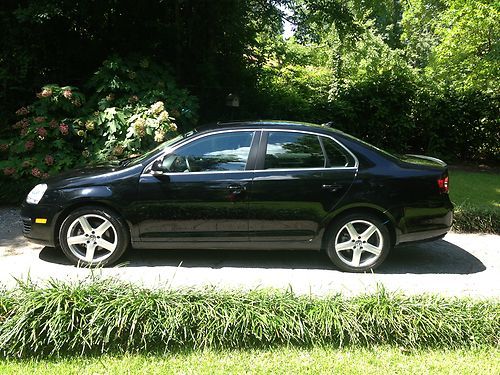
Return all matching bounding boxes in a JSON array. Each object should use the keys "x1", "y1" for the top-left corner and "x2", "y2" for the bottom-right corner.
[
  {"x1": 59, "y1": 206, "x2": 129, "y2": 267},
  {"x1": 325, "y1": 213, "x2": 391, "y2": 272}
]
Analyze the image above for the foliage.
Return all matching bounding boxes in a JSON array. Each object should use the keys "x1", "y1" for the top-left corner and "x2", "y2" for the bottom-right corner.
[
  {"x1": 251, "y1": 44, "x2": 332, "y2": 122},
  {"x1": 73, "y1": 56, "x2": 196, "y2": 161},
  {"x1": 0, "y1": 57, "x2": 197, "y2": 181},
  {"x1": 254, "y1": 0, "x2": 500, "y2": 162},
  {"x1": 0, "y1": 0, "x2": 286, "y2": 128},
  {"x1": 426, "y1": 0, "x2": 500, "y2": 93},
  {"x1": 0, "y1": 0, "x2": 499, "y2": 188},
  {"x1": 453, "y1": 204, "x2": 500, "y2": 234},
  {"x1": 0, "y1": 85, "x2": 86, "y2": 179},
  {"x1": 0, "y1": 280, "x2": 498, "y2": 357},
  {"x1": 447, "y1": 169, "x2": 499, "y2": 234}
]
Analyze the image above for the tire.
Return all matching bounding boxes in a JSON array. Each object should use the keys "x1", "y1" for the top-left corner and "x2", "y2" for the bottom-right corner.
[
  {"x1": 325, "y1": 213, "x2": 391, "y2": 272},
  {"x1": 59, "y1": 206, "x2": 129, "y2": 267}
]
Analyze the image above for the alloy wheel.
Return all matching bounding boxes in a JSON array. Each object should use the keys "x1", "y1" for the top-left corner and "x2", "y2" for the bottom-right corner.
[
  {"x1": 334, "y1": 219, "x2": 384, "y2": 268},
  {"x1": 66, "y1": 214, "x2": 118, "y2": 263}
]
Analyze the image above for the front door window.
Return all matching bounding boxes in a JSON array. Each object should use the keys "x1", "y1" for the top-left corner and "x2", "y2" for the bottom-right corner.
[{"x1": 164, "y1": 131, "x2": 254, "y2": 172}]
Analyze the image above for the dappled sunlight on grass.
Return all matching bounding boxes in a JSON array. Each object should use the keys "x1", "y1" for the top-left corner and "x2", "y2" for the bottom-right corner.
[{"x1": 449, "y1": 170, "x2": 500, "y2": 209}]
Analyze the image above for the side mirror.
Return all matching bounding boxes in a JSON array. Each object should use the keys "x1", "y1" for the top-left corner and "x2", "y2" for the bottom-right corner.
[{"x1": 151, "y1": 159, "x2": 164, "y2": 175}]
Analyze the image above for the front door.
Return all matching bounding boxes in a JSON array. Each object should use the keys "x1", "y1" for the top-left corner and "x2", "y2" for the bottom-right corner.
[{"x1": 136, "y1": 130, "x2": 258, "y2": 243}]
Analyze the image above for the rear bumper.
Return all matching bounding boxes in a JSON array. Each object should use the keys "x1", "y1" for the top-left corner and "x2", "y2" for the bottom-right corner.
[
  {"x1": 20, "y1": 202, "x2": 62, "y2": 247},
  {"x1": 397, "y1": 227, "x2": 450, "y2": 244},
  {"x1": 395, "y1": 205, "x2": 453, "y2": 245}
]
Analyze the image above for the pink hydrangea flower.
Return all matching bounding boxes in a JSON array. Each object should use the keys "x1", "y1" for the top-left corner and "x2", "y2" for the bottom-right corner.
[
  {"x1": 42, "y1": 173, "x2": 49, "y2": 179},
  {"x1": 3, "y1": 167, "x2": 15, "y2": 176},
  {"x1": 34, "y1": 116, "x2": 45, "y2": 123},
  {"x1": 37, "y1": 127, "x2": 48, "y2": 138},
  {"x1": 0, "y1": 144, "x2": 9, "y2": 152},
  {"x1": 25, "y1": 140, "x2": 34, "y2": 150},
  {"x1": 13, "y1": 118, "x2": 30, "y2": 129},
  {"x1": 31, "y1": 168, "x2": 42, "y2": 178},
  {"x1": 44, "y1": 155, "x2": 54, "y2": 166},
  {"x1": 59, "y1": 123, "x2": 69, "y2": 135},
  {"x1": 49, "y1": 119, "x2": 58, "y2": 128},
  {"x1": 15, "y1": 107, "x2": 29, "y2": 116}
]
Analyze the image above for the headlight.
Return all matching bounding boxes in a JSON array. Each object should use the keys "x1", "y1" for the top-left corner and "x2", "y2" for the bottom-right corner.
[{"x1": 26, "y1": 184, "x2": 48, "y2": 204}]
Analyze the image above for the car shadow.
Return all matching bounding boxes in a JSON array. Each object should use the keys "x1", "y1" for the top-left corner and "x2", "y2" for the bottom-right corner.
[
  {"x1": 38, "y1": 238, "x2": 485, "y2": 275},
  {"x1": 378, "y1": 239, "x2": 486, "y2": 274}
]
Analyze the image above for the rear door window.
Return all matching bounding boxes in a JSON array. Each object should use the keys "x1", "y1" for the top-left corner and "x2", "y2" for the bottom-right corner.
[
  {"x1": 264, "y1": 132, "x2": 325, "y2": 169},
  {"x1": 321, "y1": 136, "x2": 352, "y2": 167}
]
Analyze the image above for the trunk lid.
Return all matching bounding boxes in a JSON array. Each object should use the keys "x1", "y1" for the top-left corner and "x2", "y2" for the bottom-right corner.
[{"x1": 398, "y1": 154, "x2": 447, "y2": 169}]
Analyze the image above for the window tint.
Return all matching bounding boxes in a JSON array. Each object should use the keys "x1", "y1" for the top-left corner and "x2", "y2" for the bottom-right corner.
[
  {"x1": 165, "y1": 131, "x2": 254, "y2": 172},
  {"x1": 321, "y1": 136, "x2": 350, "y2": 167},
  {"x1": 264, "y1": 132, "x2": 325, "y2": 169}
]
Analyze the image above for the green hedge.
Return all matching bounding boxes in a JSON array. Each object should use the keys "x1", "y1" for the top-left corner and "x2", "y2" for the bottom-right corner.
[
  {"x1": 0, "y1": 280, "x2": 498, "y2": 358},
  {"x1": 453, "y1": 204, "x2": 500, "y2": 234}
]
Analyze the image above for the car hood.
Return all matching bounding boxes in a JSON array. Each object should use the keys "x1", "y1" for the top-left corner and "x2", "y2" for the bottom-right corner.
[{"x1": 45, "y1": 163, "x2": 142, "y2": 190}]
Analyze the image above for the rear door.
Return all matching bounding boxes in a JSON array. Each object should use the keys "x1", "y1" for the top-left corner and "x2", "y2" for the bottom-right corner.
[{"x1": 248, "y1": 130, "x2": 357, "y2": 243}]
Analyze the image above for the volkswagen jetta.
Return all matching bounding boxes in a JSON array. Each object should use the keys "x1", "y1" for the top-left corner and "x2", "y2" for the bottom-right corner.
[{"x1": 21, "y1": 121, "x2": 453, "y2": 272}]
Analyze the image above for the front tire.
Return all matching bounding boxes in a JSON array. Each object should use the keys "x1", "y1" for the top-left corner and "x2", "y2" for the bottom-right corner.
[
  {"x1": 59, "y1": 206, "x2": 129, "y2": 267},
  {"x1": 325, "y1": 213, "x2": 391, "y2": 272}
]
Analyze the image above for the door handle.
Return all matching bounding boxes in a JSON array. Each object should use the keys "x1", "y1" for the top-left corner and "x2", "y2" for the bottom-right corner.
[
  {"x1": 322, "y1": 184, "x2": 342, "y2": 192},
  {"x1": 227, "y1": 184, "x2": 246, "y2": 194}
]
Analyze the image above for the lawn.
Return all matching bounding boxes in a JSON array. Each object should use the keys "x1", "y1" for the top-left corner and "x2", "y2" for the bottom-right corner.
[
  {"x1": 449, "y1": 170, "x2": 500, "y2": 209},
  {"x1": 1, "y1": 346, "x2": 499, "y2": 374},
  {"x1": 447, "y1": 169, "x2": 499, "y2": 233}
]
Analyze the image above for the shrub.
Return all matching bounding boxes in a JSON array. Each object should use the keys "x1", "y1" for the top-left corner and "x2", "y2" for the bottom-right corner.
[
  {"x1": 453, "y1": 204, "x2": 500, "y2": 234},
  {"x1": 0, "y1": 56, "x2": 198, "y2": 183},
  {"x1": 0, "y1": 85, "x2": 85, "y2": 179},
  {"x1": 0, "y1": 279, "x2": 498, "y2": 358}
]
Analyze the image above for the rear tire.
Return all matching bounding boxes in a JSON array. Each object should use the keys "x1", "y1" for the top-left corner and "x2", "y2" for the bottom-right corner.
[
  {"x1": 325, "y1": 213, "x2": 391, "y2": 272},
  {"x1": 59, "y1": 206, "x2": 129, "y2": 267}
]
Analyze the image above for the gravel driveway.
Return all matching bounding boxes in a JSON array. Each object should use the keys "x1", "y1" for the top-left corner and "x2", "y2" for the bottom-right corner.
[{"x1": 1, "y1": 207, "x2": 499, "y2": 297}]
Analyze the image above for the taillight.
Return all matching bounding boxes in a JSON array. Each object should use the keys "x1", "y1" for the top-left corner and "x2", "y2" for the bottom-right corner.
[{"x1": 438, "y1": 175, "x2": 449, "y2": 193}]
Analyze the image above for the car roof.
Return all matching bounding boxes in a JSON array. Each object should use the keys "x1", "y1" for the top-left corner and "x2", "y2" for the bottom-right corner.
[{"x1": 196, "y1": 120, "x2": 342, "y2": 136}]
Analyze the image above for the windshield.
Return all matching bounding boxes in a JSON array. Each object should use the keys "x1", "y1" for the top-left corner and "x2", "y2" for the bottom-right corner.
[{"x1": 125, "y1": 131, "x2": 196, "y2": 166}]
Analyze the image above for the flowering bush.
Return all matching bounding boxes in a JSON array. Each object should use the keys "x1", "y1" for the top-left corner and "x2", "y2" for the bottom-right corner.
[
  {"x1": 0, "y1": 85, "x2": 85, "y2": 179},
  {"x1": 0, "y1": 56, "x2": 198, "y2": 180},
  {"x1": 74, "y1": 56, "x2": 197, "y2": 161}
]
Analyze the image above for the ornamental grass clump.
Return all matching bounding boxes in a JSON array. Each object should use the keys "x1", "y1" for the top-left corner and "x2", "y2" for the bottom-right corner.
[
  {"x1": 0, "y1": 279, "x2": 498, "y2": 358},
  {"x1": 453, "y1": 204, "x2": 500, "y2": 234}
]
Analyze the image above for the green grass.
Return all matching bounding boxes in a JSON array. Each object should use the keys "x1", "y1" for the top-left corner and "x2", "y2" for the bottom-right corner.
[
  {"x1": 449, "y1": 170, "x2": 499, "y2": 209},
  {"x1": 449, "y1": 170, "x2": 499, "y2": 233},
  {"x1": 0, "y1": 279, "x2": 498, "y2": 358},
  {"x1": 1, "y1": 346, "x2": 499, "y2": 374}
]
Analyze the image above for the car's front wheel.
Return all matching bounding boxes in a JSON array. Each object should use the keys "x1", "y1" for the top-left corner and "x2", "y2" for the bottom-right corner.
[
  {"x1": 59, "y1": 206, "x2": 129, "y2": 267},
  {"x1": 325, "y1": 213, "x2": 391, "y2": 272}
]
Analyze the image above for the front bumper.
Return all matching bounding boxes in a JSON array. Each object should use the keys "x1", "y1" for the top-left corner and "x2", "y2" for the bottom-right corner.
[{"x1": 21, "y1": 202, "x2": 62, "y2": 247}]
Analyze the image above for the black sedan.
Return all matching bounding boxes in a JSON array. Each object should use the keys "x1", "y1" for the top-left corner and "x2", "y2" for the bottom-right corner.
[{"x1": 21, "y1": 121, "x2": 453, "y2": 272}]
